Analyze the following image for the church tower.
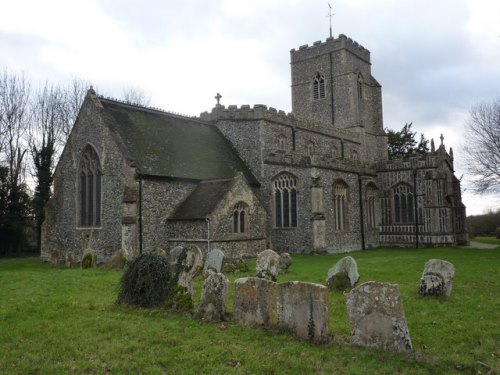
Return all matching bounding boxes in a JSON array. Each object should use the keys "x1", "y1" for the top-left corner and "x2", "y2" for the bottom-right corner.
[{"x1": 290, "y1": 34, "x2": 387, "y2": 160}]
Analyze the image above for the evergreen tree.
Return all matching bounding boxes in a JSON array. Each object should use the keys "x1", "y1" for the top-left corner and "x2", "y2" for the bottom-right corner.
[{"x1": 386, "y1": 122, "x2": 429, "y2": 159}]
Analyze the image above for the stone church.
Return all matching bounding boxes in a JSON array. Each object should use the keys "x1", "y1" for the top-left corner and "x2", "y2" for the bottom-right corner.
[{"x1": 41, "y1": 34, "x2": 468, "y2": 263}]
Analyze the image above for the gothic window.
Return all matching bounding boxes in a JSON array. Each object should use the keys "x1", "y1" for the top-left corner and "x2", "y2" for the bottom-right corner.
[
  {"x1": 277, "y1": 135, "x2": 286, "y2": 151},
  {"x1": 393, "y1": 184, "x2": 414, "y2": 224},
  {"x1": 233, "y1": 202, "x2": 247, "y2": 233},
  {"x1": 365, "y1": 184, "x2": 377, "y2": 229},
  {"x1": 78, "y1": 145, "x2": 102, "y2": 227},
  {"x1": 357, "y1": 74, "x2": 363, "y2": 100},
  {"x1": 307, "y1": 141, "x2": 314, "y2": 157},
  {"x1": 273, "y1": 174, "x2": 297, "y2": 228},
  {"x1": 331, "y1": 145, "x2": 338, "y2": 158},
  {"x1": 313, "y1": 73, "x2": 325, "y2": 100},
  {"x1": 381, "y1": 194, "x2": 391, "y2": 225},
  {"x1": 351, "y1": 150, "x2": 359, "y2": 161},
  {"x1": 333, "y1": 181, "x2": 348, "y2": 230},
  {"x1": 439, "y1": 208, "x2": 448, "y2": 232}
]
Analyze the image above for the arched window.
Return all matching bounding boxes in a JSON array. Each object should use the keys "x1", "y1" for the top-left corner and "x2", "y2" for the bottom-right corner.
[
  {"x1": 306, "y1": 141, "x2": 314, "y2": 157},
  {"x1": 357, "y1": 74, "x2": 363, "y2": 100},
  {"x1": 313, "y1": 73, "x2": 325, "y2": 100},
  {"x1": 365, "y1": 184, "x2": 378, "y2": 229},
  {"x1": 233, "y1": 202, "x2": 247, "y2": 233},
  {"x1": 273, "y1": 174, "x2": 297, "y2": 228},
  {"x1": 393, "y1": 184, "x2": 414, "y2": 224},
  {"x1": 79, "y1": 145, "x2": 102, "y2": 227},
  {"x1": 333, "y1": 181, "x2": 348, "y2": 230},
  {"x1": 351, "y1": 150, "x2": 359, "y2": 161},
  {"x1": 277, "y1": 135, "x2": 286, "y2": 151}
]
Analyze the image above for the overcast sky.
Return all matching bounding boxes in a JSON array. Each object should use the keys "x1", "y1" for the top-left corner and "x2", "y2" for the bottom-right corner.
[{"x1": 1, "y1": 0, "x2": 499, "y2": 215}]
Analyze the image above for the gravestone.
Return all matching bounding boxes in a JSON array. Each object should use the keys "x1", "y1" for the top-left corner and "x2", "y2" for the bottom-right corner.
[
  {"x1": 326, "y1": 256, "x2": 360, "y2": 289},
  {"x1": 256, "y1": 249, "x2": 280, "y2": 281},
  {"x1": 233, "y1": 277, "x2": 329, "y2": 342},
  {"x1": 419, "y1": 259, "x2": 455, "y2": 296},
  {"x1": 50, "y1": 249, "x2": 60, "y2": 267},
  {"x1": 198, "y1": 272, "x2": 229, "y2": 322},
  {"x1": 203, "y1": 248, "x2": 225, "y2": 276},
  {"x1": 173, "y1": 245, "x2": 204, "y2": 294},
  {"x1": 65, "y1": 251, "x2": 76, "y2": 268},
  {"x1": 278, "y1": 253, "x2": 292, "y2": 274},
  {"x1": 346, "y1": 281, "x2": 412, "y2": 353}
]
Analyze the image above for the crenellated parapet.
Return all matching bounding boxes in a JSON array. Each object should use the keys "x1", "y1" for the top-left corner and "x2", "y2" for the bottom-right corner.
[
  {"x1": 376, "y1": 148, "x2": 454, "y2": 172},
  {"x1": 199, "y1": 104, "x2": 361, "y2": 145},
  {"x1": 290, "y1": 34, "x2": 371, "y2": 64}
]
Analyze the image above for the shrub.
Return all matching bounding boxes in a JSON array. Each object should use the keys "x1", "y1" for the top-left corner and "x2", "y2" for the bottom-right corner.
[
  {"x1": 81, "y1": 249, "x2": 97, "y2": 269},
  {"x1": 496, "y1": 227, "x2": 500, "y2": 239},
  {"x1": 223, "y1": 259, "x2": 250, "y2": 274},
  {"x1": 169, "y1": 285, "x2": 194, "y2": 312},
  {"x1": 116, "y1": 252, "x2": 173, "y2": 308}
]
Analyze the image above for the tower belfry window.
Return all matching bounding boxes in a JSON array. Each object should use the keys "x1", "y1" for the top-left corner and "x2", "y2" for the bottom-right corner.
[{"x1": 313, "y1": 73, "x2": 325, "y2": 100}]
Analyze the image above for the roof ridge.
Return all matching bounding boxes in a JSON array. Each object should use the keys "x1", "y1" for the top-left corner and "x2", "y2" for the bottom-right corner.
[{"x1": 98, "y1": 95, "x2": 208, "y2": 124}]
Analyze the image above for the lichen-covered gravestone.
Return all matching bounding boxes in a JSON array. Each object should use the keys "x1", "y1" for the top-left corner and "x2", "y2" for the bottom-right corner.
[
  {"x1": 171, "y1": 245, "x2": 204, "y2": 294},
  {"x1": 256, "y1": 249, "x2": 280, "y2": 281},
  {"x1": 278, "y1": 252, "x2": 292, "y2": 274},
  {"x1": 326, "y1": 256, "x2": 360, "y2": 290},
  {"x1": 198, "y1": 272, "x2": 229, "y2": 322},
  {"x1": 346, "y1": 281, "x2": 412, "y2": 353},
  {"x1": 419, "y1": 259, "x2": 455, "y2": 297},
  {"x1": 233, "y1": 277, "x2": 329, "y2": 343},
  {"x1": 203, "y1": 248, "x2": 224, "y2": 276}
]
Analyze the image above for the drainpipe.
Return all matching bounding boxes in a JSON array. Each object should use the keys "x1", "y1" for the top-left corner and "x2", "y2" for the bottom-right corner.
[
  {"x1": 139, "y1": 176, "x2": 143, "y2": 254},
  {"x1": 205, "y1": 216, "x2": 211, "y2": 253},
  {"x1": 358, "y1": 175, "x2": 366, "y2": 250},
  {"x1": 413, "y1": 169, "x2": 419, "y2": 249}
]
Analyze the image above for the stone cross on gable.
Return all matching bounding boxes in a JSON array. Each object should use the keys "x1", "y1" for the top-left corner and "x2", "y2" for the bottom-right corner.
[
  {"x1": 440, "y1": 133, "x2": 444, "y2": 146},
  {"x1": 215, "y1": 93, "x2": 222, "y2": 106}
]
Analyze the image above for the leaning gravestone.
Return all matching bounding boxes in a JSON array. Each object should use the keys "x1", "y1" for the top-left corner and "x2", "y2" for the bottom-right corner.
[
  {"x1": 203, "y1": 248, "x2": 225, "y2": 276},
  {"x1": 326, "y1": 256, "x2": 360, "y2": 289},
  {"x1": 198, "y1": 272, "x2": 229, "y2": 322},
  {"x1": 233, "y1": 277, "x2": 329, "y2": 343},
  {"x1": 278, "y1": 252, "x2": 292, "y2": 274},
  {"x1": 419, "y1": 259, "x2": 455, "y2": 297},
  {"x1": 346, "y1": 281, "x2": 412, "y2": 353},
  {"x1": 256, "y1": 249, "x2": 280, "y2": 281}
]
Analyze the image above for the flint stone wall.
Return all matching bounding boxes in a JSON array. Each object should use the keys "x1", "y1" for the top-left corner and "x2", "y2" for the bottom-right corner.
[{"x1": 233, "y1": 277, "x2": 329, "y2": 342}]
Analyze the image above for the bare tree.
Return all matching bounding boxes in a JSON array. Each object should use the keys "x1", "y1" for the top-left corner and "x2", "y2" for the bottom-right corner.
[
  {"x1": 0, "y1": 68, "x2": 31, "y2": 253},
  {"x1": 0, "y1": 69, "x2": 31, "y2": 187},
  {"x1": 123, "y1": 86, "x2": 151, "y2": 106},
  {"x1": 463, "y1": 99, "x2": 500, "y2": 194},
  {"x1": 60, "y1": 78, "x2": 90, "y2": 142}
]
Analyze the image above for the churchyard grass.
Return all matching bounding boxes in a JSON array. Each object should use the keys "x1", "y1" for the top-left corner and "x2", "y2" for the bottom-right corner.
[{"x1": 0, "y1": 247, "x2": 498, "y2": 374}]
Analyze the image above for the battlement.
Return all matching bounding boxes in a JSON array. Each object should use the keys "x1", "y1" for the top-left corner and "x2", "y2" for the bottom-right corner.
[
  {"x1": 290, "y1": 34, "x2": 371, "y2": 63},
  {"x1": 199, "y1": 104, "x2": 361, "y2": 145},
  {"x1": 376, "y1": 148, "x2": 454, "y2": 172}
]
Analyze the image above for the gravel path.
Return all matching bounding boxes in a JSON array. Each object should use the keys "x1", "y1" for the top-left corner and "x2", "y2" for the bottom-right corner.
[{"x1": 460, "y1": 241, "x2": 499, "y2": 249}]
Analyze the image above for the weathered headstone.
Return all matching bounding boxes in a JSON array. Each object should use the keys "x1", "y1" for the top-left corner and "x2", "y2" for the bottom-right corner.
[
  {"x1": 198, "y1": 272, "x2": 229, "y2": 322},
  {"x1": 65, "y1": 251, "x2": 76, "y2": 268},
  {"x1": 346, "y1": 281, "x2": 412, "y2": 353},
  {"x1": 233, "y1": 277, "x2": 280, "y2": 327},
  {"x1": 419, "y1": 259, "x2": 455, "y2": 297},
  {"x1": 278, "y1": 252, "x2": 292, "y2": 274},
  {"x1": 177, "y1": 245, "x2": 204, "y2": 294},
  {"x1": 151, "y1": 247, "x2": 168, "y2": 259},
  {"x1": 256, "y1": 249, "x2": 280, "y2": 281},
  {"x1": 233, "y1": 277, "x2": 329, "y2": 342},
  {"x1": 50, "y1": 249, "x2": 60, "y2": 267},
  {"x1": 203, "y1": 248, "x2": 225, "y2": 276},
  {"x1": 326, "y1": 256, "x2": 360, "y2": 290},
  {"x1": 279, "y1": 281, "x2": 329, "y2": 342},
  {"x1": 169, "y1": 246, "x2": 184, "y2": 270}
]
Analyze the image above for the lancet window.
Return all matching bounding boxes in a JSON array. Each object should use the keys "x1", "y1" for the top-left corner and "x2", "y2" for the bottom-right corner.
[
  {"x1": 273, "y1": 174, "x2": 297, "y2": 228},
  {"x1": 313, "y1": 73, "x2": 325, "y2": 100},
  {"x1": 78, "y1": 145, "x2": 102, "y2": 227},
  {"x1": 333, "y1": 181, "x2": 348, "y2": 230}
]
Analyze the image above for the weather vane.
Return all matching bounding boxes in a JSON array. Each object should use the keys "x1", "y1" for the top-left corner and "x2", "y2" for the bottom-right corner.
[{"x1": 327, "y1": 3, "x2": 334, "y2": 38}]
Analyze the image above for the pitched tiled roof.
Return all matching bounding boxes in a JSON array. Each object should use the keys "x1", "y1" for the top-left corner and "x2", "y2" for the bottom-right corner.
[
  {"x1": 169, "y1": 178, "x2": 235, "y2": 220},
  {"x1": 99, "y1": 98, "x2": 258, "y2": 184}
]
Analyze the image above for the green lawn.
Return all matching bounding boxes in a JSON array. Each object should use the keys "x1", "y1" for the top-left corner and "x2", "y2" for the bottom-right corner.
[{"x1": 0, "y1": 247, "x2": 498, "y2": 374}]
